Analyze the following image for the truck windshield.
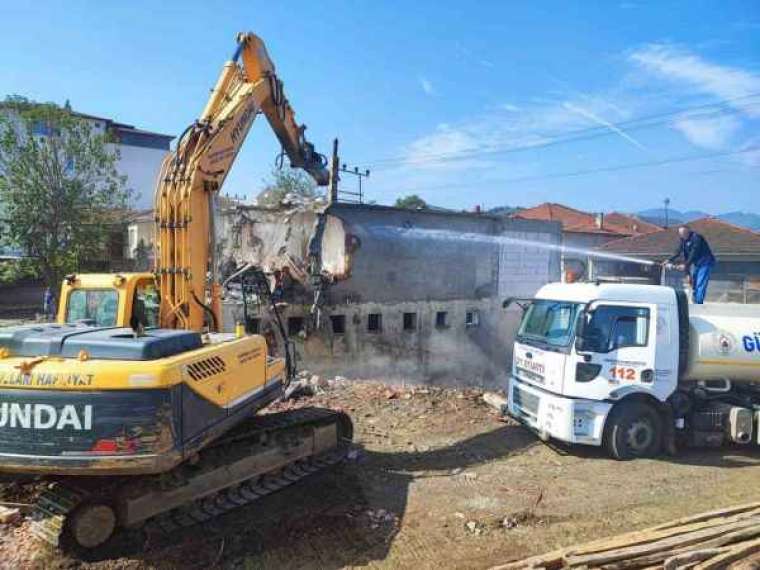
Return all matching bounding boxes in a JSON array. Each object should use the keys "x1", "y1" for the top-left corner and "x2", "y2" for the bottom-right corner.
[
  {"x1": 517, "y1": 300, "x2": 582, "y2": 348},
  {"x1": 66, "y1": 289, "x2": 119, "y2": 327}
]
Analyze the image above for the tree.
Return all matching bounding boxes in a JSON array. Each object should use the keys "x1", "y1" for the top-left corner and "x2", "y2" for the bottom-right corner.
[
  {"x1": 394, "y1": 194, "x2": 427, "y2": 210},
  {"x1": 256, "y1": 167, "x2": 322, "y2": 207},
  {"x1": 0, "y1": 96, "x2": 129, "y2": 290},
  {"x1": 487, "y1": 205, "x2": 520, "y2": 216}
]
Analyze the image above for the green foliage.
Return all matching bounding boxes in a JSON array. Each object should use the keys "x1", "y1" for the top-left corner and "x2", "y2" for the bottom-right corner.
[
  {"x1": 0, "y1": 258, "x2": 40, "y2": 284},
  {"x1": 0, "y1": 96, "x2": 129, "y2": 288},
  {"x1": 256, "y1": 167, "x2": 322, "y2": 207},
  {"x1": 487, "y1": 205, "x2": 521, "y2": 216},
  {"x1": 394, "y1": 194, "x2": 428, "y2": 210}
]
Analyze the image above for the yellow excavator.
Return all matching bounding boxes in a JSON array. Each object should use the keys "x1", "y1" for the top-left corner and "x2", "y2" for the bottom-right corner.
[{"x1": 0, "y1": 32, "x2": 351, "y2": 550}]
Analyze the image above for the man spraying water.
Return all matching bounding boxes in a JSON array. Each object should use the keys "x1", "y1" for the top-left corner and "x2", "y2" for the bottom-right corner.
[{"x1": 665, "y1": 224, "x2": 715, "y2": 304}]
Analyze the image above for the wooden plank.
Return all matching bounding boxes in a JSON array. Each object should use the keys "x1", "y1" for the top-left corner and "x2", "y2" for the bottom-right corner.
[
  {"x1": 694, "y1": 537, "x2": 760, "y2": 570},
  {"x1": 652, "y1": 502, "x2": 760, "y2": 531},
  {"x1": 565, "y1": 517, "x2": 760, "y2": 567},
  {"x1": 491, "y1": 503, "x2": 760, "y2": 570},
  {"x1": 596, "y1": 546, "x2": 724, "y2": 570},
  {"x1": 567, "y1": 508, "x2": 760, "y2": 557},
  {"x1": 589, "y1": 525, "x2": 760, "y2": 570},
  {"x1": 662, "y1": 549, "x2": 728, "y2": 570},
  {"x1": 681, "y1": 524, "x2": 760, "y2": 552},
  {"x1": 488, "y1": 550, "x2": 564, "y2": 570}
]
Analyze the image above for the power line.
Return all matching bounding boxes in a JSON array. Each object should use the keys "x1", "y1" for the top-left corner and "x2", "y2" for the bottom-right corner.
[
  {"x1": 369, "y1": 93, "x2": 760, "y2": 167},
  {"x1": 363, "y1": 93, "x2": 760, "y2": 170},
  {"x1": 385, "y1": 146, "x2": 759, "y2": 194},
  {"x1": 372, "y1": 100, "x2": 760, "y2": 170}
]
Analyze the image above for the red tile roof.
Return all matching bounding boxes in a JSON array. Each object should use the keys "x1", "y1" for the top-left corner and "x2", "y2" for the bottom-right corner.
[
  {"x1": 604, "y1": 212, "x2": 662, "y2": 235},
  {"x1": 514, "y1": 203, "x2": 660, "y2": 236},
  {"x1": 599, "y1": 217, "x2": 760, "y2": 259}
]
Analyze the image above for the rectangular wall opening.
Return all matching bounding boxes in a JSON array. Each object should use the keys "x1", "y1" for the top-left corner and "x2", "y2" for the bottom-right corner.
[
  {"x1": 367, "y1": 313, "x2": 382, "y2": 332},
  {"x1": 465, "y1": 310, "x2": 480, "y2": 328},
  {"x1": 435, "y1": 311, "x2": 448, "y2": 329},
  {"x1": 287, "y1": 316, "x2": 305, "y2": 336},
  {"x1": 330, "y1": 314, "x2": 346, "y2": 334},
  {"x1": 403, "y1": 312, "x2": 417, "y2": 331}
]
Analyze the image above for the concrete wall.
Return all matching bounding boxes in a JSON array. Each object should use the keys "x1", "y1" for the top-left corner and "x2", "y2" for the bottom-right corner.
[
  {"x1": 220, "y1": 203, "x2": 561, "y2": 389},
  {"x1": 225, "y1": 298, "x2": 524, "y2": 388},
  {"x1": 216, "y1": 206, "x2": 318, "y2": 274},
  {"x1": 324, "y1": 204, "x2": 560, "y2": 303}
]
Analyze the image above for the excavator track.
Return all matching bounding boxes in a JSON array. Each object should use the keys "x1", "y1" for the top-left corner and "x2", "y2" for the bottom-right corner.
[{"x1": 29, "y1": 407, "x2": 353, "y2": 550}]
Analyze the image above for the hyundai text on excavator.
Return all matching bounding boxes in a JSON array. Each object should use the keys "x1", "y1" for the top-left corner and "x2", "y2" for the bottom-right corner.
[{"x1": 0, "y1": 32, "x2": 351, "y2": 550}]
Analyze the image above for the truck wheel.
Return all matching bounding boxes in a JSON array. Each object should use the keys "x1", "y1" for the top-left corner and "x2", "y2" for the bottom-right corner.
[{"x1": 604, "y1": 402, "x2": 662, "y2": 460}]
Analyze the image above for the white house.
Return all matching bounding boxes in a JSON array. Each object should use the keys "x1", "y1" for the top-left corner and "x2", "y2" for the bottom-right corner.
[
  {"x1": 1, "y1": 105, "x2": 173, "y2": 209},
  {"x1": 0, "y1": 104, "x2": 173, "y2": 260},
  {"x1": 70, "y1": 111, "x2": 173, "y2": 208}
]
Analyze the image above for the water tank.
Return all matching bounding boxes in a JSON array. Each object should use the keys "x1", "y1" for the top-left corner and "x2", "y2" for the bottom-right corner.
[{"x1": 684, "y1": 303, "x2": 760, "y2": 382}]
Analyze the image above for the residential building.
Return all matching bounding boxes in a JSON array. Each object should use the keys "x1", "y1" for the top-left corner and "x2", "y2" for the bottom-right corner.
[
  {"x1": 1, "y1": 105, "x2": 172, "y2": 209},
  {"x1": 70, "y1": 111, "x2": 173, "y2": 209},
  {"x1": 514, "y1": 203, "x2": 660, "y2": 281},
  {"x1": 595, "y1": 217, "x2": 760, "y2": 303},
  {"x1": 219, "y1": 202, "x2": 562, "y2": 388}
]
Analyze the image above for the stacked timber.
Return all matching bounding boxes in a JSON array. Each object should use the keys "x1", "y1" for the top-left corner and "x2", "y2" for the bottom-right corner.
[{"x1": 491, "y1": 502, "x2": 760, "y2": 570}]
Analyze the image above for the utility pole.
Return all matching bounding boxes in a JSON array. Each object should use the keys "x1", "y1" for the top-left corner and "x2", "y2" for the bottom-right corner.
[
  {"x1": 339, "y1": 164, "x2": 370, "y2": 204},
  {"x1": 664, "y1": 197, "x2": 671, "y2": 229},
  {"x1": 328, "y1": 138, "x2": 339, "y2": 204}
]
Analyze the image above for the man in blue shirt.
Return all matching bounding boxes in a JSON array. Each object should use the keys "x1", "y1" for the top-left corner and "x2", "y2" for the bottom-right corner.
[{"x1": 667, "y1": 225, "x2": 716, "y2": 304}]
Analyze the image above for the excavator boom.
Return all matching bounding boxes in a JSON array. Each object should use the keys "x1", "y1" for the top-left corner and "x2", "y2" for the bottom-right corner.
[{"x1": 156, "y1": 32, "x2": 328, "y2": 332}]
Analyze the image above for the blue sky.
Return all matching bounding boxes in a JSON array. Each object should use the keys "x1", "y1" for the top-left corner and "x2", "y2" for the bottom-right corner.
[{"x1": 1, "y1": 1, "x2": 759, "y2": 213}]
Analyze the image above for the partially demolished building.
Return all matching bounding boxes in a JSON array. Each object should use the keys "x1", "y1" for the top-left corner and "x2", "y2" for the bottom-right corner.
[{"x1": 218, "y1": 202, "x2": 561, "y2": 389}]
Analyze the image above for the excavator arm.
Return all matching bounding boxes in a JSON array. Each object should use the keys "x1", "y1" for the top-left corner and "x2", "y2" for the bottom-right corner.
[{"x1": 155, "y1": 32, "x2": 329, "y2": 332}]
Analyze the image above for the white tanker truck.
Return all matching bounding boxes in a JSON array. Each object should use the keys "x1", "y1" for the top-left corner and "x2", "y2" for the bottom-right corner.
[{"x1": 503, "y1": 282, "x2": 760, "y2": 460}]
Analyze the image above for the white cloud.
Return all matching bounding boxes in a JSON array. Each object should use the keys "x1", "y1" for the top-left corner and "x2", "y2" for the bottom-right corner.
[
  {"x1": 629, "y1": 43, "x2": 760, "y2": 156},
  {"x1": 398, "y1": 94, "x2": 636, "y2": 173},
  {"x1": 404, "y1": 123, "x2": 494, "y2": 171},
  {"x1": 672, "y1": 114, "x2": 741, "y2": 149},
  {"x1": 377, "y1": 43, "x2": 760, "y2": 202},
  {"x1": 629, "y1": 43, "x2": 760, "y2": 117},
  {"x1": 418, "y1": 76, "x2": 436, "y2": 96}
]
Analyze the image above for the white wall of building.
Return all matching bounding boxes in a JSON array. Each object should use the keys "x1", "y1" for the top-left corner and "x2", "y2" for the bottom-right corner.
[{"x1": 115, "y1": 144, "x2": 168, "y2": 208}]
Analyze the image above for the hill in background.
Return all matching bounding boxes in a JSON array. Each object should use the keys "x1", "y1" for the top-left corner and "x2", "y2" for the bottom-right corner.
[{"x1": 637, "y1": 209, "x2": 760, "y2": 231}]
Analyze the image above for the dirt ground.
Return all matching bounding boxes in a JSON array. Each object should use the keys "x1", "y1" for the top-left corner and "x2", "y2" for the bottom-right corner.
[{"x1": 2, "y1": 378, "x2": 760, "y2": 570}]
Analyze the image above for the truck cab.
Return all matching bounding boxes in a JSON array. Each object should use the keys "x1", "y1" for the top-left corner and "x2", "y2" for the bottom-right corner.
[{"x1": 506, "y1": 282, "x2": 682, "y2": 459}]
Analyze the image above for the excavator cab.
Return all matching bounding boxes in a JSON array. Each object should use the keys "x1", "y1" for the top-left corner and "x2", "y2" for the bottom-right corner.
[{"x1": 57, "y1": 273, "x2": 158, "y2": 330}]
